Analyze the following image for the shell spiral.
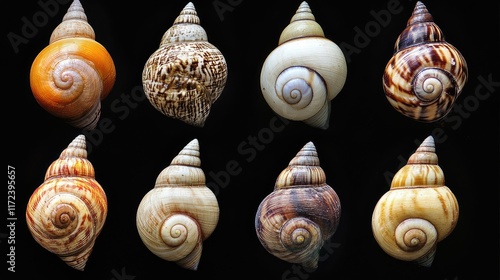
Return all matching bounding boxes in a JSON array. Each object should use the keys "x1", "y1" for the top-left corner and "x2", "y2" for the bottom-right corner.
[
  {"x1": 260, "y1": 1, "x2": 347, "y2": 130},
  {"x1": 142, "y1": 2, "x2": 228, "y2": 127},
  {"x1": 30, "y1": 0, "x2": 116, "y2": 130},
  {"x1": 255, "y1": 142, "x2": 341, "y2": 269},
  {"x1": 136, "y1": 139, "x2": 220, "y2": 270},
  {"x1": 25, "y1": 134, "x2": 108, "y2": 271},
  {"x1": 382, "y1": 1, "x2": 468, "y2": 122},
  {"x1": 371, "y1": 136, "x2": 459, "y2": 266}
]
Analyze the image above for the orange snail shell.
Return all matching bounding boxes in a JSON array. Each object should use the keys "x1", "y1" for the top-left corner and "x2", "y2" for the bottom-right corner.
[
  {"x1": 382, "y1": 1, "x2": 467, "y2": 122},
  {"x1": 30, "y1": 0, "x2": 116, "y2": 130},
  {"x1": 25, "y1": 134, "x2": 108, "y2": 271}
]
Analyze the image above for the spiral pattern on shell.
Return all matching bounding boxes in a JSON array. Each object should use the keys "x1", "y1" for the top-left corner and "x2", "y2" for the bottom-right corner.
[
  {"x1": 26, "y1": 134, "x2": 108, "y2": 271},
  {"x1": 260, "y1": 1, "x2": 347, "y2": 130},
  {"x1": 371, "y1": 136, "x2": 459, "y2": 266},
  {"x1": 30, "y1": 0, "x2": 116, "y2": 130},
  {"x1": 382, "y1": 1, "x2": 467, "y2": 122},
  {"x1": 142, "y1": 2, "x2": 227, "y2": 127},
  {"x1": 136, "y1": 139, "x2": 219, "y2": 270},
  {"x1": 255, "y1": 142, "x2": 341, "y2": 269}
]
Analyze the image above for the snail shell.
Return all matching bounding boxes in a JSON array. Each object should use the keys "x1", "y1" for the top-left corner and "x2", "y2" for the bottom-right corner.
[
  {"x1": 371, "y1": 136, "x2": 459, "y2": 266},
  {"x1": 30, "y1": 0, "x2": 116, "y2": 130},
  {"x1": 260, "y1": 1, "x2": 347, "y2": 130},
  {"x1": 255, "y1": 142, "x2": 341, "y2": 269},
  {"x1": 382, "y1": 1, "x2": 468, "y2": 122},
  {"x1": 136, "y1": 139, "x2": 219, "y2": 270},
  {"x1": 142, "y1": 2, "x2": 228, "y2": 127},
  {"x1": 25, "y1": 134, "x2": 108, "y2": 271}
]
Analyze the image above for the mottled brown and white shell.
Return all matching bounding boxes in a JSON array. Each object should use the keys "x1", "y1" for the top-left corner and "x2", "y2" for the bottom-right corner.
[
  {"x1": 30, "y1": 0, "x2": 116, "y2": 130},
  {"x1": 382, "y1": 1, "x2": 468, "y2": 122},
  {"x1": 260, "y1": 2, "x2": 347, "y2": 130},
  {"x1": 142, "y1": 2, "x2": 228, "y2": 127},
  {"x1": 371, "y1": 136, "x2": 459, "y2": 266},
  {"x1": 26, "y1": 134, "x2": 108, "y2": 271},
  {"x1": 136, "y1": 139, "x2": 219, "y2": 270},
  {"x1": 255, "y1": 142, "x2": 341, "y2": 269}
]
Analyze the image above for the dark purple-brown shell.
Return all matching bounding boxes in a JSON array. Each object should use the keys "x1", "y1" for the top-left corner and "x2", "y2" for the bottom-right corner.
[
  {"x1": 255, "y1": 142, "x2": 341, "y2": 269},
  {"x1": 382, "y1": 1, "x2": 468, "y2": 122}
]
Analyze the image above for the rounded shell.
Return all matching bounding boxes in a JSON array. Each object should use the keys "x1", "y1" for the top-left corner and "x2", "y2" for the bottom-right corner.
[
  {"x1": 255, "y1": 142, "x2": 341, "y2": 269},
  {"x1": 142, "y1": 2, "x2": 228, "y2": 127},
  {"x1": 382, "y1": 1, "x2": 467, "y2": 122},
  {"x1": 136, "y1": 139, "x2": 219, "y2": 270},
  {"x1": 25, "y1": 134, "x2": 108, "y2": 271},
  {"x1": 371, "y1": 136, "x2": 459, "y2": 266},
  {"x1": 29, "y1": 0, "x2": 116, "y2": 130},
  {"x1": 260, "y1": 1, "x2": 347, "y2": 130}
]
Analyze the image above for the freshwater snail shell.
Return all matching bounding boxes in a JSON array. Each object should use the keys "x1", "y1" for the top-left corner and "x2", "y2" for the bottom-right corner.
[
  {"x1": 142, "y1": 2, "x2": 228, "y2": 127},
  {"x1": 260, "y1": 1, "x2": 347, "y2": 129},
  {"x1": 30, "y1": 0, "x2": 116, "y2": 130},
  {"x1": 371, "y1": 136, "x2": 459, "y2": 266},
  {"x1": 25, "y1": 134, "x2": 108, "y2": 271},
  {"x1": 382, "y1": 1, "x2": 468, "y2": 122},
  {"x1": 136, "y1": 139, "x2": 219, "y2": 270},
  {"x1": 255, "y1": 142, "x2": 341, "y2": 269}
]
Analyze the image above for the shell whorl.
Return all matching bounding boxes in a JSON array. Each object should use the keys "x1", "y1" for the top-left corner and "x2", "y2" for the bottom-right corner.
[
  {"x1": 25, "y1": 134, "x2": 108, "y2": 271},
  {"x1": 371, "y1": 136, "x2": 459, "y2": 266},
  {"x1": 160, "y1": 2, "x2": 207, "y2": 45},
  {"x1": 382, "y1": 1, "x2": 468, "y2": 122},
  {"x1": 50, "y1": 0, "x2": 95, "y2": 43},
  {"x1": 136, "y1": 139, "x2": 219, "y2": 270},
  {"x1": 260, "y1": 1, "x2": 347, "y2": 130},
  {"x1": 255, "y1": 142, "x2": 341, "y2": 269}
]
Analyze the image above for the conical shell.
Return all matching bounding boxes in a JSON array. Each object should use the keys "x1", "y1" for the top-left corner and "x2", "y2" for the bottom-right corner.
[
  {"x1": 26, "y1": 134, "x2": 108, "y2": 271},
  {"x1": 142, "y1": 2, "x2": 228, "y2": 127},
  {"x1": 136, "y1": 139, "x2": 219, "y2": 270},
  {"x1": 255, "y1": 142, "x2": 341, "y2": 269},
  {"x1": 371, "y1": 136, "x2": 459, "y2": 266}
]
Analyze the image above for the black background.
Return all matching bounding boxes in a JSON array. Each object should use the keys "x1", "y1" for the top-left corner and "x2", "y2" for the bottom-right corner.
[{"x1": 4, "y1": 0, "x2": 499, "y2": 279}]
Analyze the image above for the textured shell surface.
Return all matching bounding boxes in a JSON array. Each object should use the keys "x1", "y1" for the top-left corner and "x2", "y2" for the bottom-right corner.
[
  {"x1": 142, "y1": 2, "x2": 228, "y2": 127},
  {"x1": 25, "y1": 134, "x2": 108, "y2": 271},
  {"x1": 371, "y1": 136, "x2": 459, "y2": 267},
  {"x1": 29, "y1": 0, "x2": 116, "y2": 130},
  {"x1": 136, "y1": 139, "x2": 219, "y2": 270},
  {"x1": 260, "y1": 1, "x2": 347, "y2": 130},
  {"x1": 255, "y1": 141, "x2": 341, "y2": 269},
  {"x1": 382, "y1": 1, "x2": 467, "y2": 122}
]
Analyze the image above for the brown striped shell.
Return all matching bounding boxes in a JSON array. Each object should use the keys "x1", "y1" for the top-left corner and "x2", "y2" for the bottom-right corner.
[
  {"x1": 255, "y1": 142, "x2": 341, "y2": 269},
  {"x1": 371, "y1": 136, "x2": 459, "y2": 266},
  {"x1": 382, "y1": 1, "x2": 467, "y2": 122},
  {"x1": 25, "y1": 134, "x2": 108, "y2": 271},
  {"x1": 142, "y1": 2, "x2": 228, "y2": 127},
  {"x1": 136, "y1": 139, "x2": 219, "y2": 270}
]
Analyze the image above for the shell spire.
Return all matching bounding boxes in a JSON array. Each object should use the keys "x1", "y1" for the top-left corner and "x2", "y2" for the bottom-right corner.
[
  {"x1": 279, "y1": 2, "x2": 324, "y2": 44},
  {"x1": 50, "y1": 0, "x2": 95, "y2": 43},
  {"x1": 160, "y1": 2, "x2": 207, "y2": 45},
  {"x1": 26, "y1": 134, "x2": 108, "y2": 271}
]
